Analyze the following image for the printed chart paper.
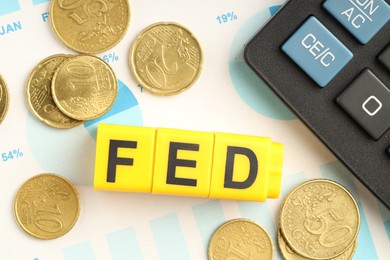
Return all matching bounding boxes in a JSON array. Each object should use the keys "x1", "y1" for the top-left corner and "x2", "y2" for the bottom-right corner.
[{"x1": 0, "y1": 0, "x2": 389, "y2": 259}]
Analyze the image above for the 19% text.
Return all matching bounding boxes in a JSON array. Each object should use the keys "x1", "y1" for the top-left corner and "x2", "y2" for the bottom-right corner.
[{"x1": 216, "y1": 11, "x2": 238, "y2": 24}]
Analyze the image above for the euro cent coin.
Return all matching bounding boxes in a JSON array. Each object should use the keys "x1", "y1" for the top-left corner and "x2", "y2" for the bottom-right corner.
[
  {"x1": 51, "y1": 54, "x2": 118, "y2": 121},
  {"x1": 277, "y1": 228, "x2": 357, "y2": 260},
  {"x1": 14, "y1": 173, "x2": 80, "y2": 240},
  {"x1": 279, "y1": 179, "x2": 360, "y2": 260},
  {"x1": 0, "y1": 74, "x2": 9, "y2": 125},
  {"x1": 208, "y1": 218, "x2": 274, "y2": 260},
  {"x1": 50, "y1": 0, "x2": 130, "y2": 54},
  {"x1": 26, "y1": 54, "x2": 83, "y2": 128},
  {"x1": 129, "y1": 22, "x2": 203, "y2": 95}
]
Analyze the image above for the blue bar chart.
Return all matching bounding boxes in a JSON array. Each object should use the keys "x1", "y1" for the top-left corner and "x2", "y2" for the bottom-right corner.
[{"x1": 0, "y1": 1, "x2": 20, "y2": 16}]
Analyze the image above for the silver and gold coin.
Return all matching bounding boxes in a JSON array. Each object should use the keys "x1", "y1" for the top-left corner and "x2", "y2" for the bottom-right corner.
[
  {"x1": 26, "y1": 54, "x2": 83, "y2": 129},
  {"x1": 14, "y1": 173, "x2": 80, "y2": 240},
  {"x1": 50, "y1": 0, "x2": 130, "y2": 54},
  {"x1": 51, "y1": 54, "x2": 118, "y2": 121},
  {"x1": 278, "y1": 228, "x2": 357, "y2": 260},
  {"x1": 279, "y1": 179, "x2": 360, "y2": 260},
  {"x1": 0, "y1": 74, "x2": 9, "y2": 125},
  {"x1": 208, "y1": 218, "x2": 273, "y2": 260},
  {"x1": 129, "y1": 22, "x2": 203, "y2": 95}
]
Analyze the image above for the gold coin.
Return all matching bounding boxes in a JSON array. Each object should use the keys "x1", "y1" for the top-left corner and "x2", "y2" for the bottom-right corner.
[
  {"x1": 0, "y1": 74, "x2": 9, "y2": 125},
  {"x1": 278, "y1": 228, "x2": 357, "y2": 260},
  {"x1": 51, "y1": 54, "x2": 118, "y2": 120},
  {"x1": 129, "y1": 22, "x2": 203, "y2": 95},
  {"x1": 14, "y1": 173, "x2": 80, "y2": 239},
  {"x1": 26, "y1": 54, "x2": 83, "y2": 129},
  {"x1": 279, "y1": 179, "x2": 360, "y2": 260},
  {"x1": 208, "y1": 218, "x2": 273, "y2": 260},
  {"x1": 50, "y1": 0, "x2": 130, "y2": 54}
]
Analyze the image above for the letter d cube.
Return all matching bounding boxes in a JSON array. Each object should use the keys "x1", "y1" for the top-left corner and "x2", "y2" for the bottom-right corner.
[{"x1": 209, "y1": 132, "x2": 282, "y2": 201}]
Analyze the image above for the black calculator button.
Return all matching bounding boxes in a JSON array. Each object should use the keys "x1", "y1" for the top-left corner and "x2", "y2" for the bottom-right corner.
[
  {"x1": 379, "y1": 44, "x2": 390, "y2": 71},
  {"x1": 336, "y1": 69, "x2": 390, "y2": 140}
]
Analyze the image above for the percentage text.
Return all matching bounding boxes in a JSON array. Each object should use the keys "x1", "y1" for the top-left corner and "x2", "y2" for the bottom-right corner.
[
  {"x1": 2, "y1": 148, "x2": 23, "y2": 162},
  {"x1": 216, "y1": 11, "x2": 238, "y2": 24},
  {"x1": 103, "y1": 52, "x2": 119, "y2": 63}
]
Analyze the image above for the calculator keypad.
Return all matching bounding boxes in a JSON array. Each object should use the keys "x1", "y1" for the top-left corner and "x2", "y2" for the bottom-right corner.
[
  {"x1": 323, "y1": 0, "x2": 390, "y2": 44},
  {"x1": 245, "y1": 0, "x2": 390, "y2": 209}
]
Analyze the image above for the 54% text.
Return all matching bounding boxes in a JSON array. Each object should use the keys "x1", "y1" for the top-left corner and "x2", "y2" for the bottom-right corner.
[{"x1": 2, "y1": 148, "x2": 23, "y2": 162}]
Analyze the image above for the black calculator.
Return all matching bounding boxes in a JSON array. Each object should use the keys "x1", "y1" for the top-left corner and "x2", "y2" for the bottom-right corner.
[{"x1": 244, "y1": 0, "x2": 390, "y2": 208}]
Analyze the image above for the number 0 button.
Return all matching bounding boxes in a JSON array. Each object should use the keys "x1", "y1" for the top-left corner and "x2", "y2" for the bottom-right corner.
[{"x1": 337, "y1": 69, "x2": 390, "y2": 140}]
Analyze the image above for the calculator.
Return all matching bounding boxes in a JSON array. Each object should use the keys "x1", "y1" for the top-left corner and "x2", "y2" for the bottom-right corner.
[{"x1": 244, "y1": 0, "x2": 390, "y2": 209}]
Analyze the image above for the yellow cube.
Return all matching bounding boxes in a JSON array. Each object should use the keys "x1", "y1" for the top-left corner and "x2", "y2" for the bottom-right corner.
[
  {"x1": 152, "y1": 128, "x2": 214, "y2": 197},
  {"x1": 94, "y1": 124, "x2": 156, "y2": 192},
  {"x1": 209, "y1": 132, "x2": 276, "y2": 201}
]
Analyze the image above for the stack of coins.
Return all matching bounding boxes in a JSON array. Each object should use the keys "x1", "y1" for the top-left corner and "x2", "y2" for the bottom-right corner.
[
  {"x1": 278, "y1": 179, "x2": 360, "y2": 260},
  {"x1": 26, "y1": 0, "x2": 130, "y2": 127},
  {"x1": 208, "y1": 218, "x2": 274, "y2": 260},
  {"x1": 26, "y1": 54, "x2": 118, "y2": 128},
  {"x1": 0, "y1": 74, "x2": 9, "y2": 125},
  {"x1": 129, "y1": 22, "x2": 203, "y2": 95},
  {"x1": 14, "y1": 173, "x2": 80, "y2": 239}
]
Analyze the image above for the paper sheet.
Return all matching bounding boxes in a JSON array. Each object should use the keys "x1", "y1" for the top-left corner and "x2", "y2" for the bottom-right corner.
[{"x1": 0, "y1": 0, "x2": 389, "y2": 259}]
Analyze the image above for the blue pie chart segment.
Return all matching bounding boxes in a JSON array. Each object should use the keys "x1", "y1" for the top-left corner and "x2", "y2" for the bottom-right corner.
[
  {"x1": 26, "y1": 80, "x2": 142, "y2": 186},
  {"x1": 229, "y1": 6, "x2": 295, "y2": 120}
]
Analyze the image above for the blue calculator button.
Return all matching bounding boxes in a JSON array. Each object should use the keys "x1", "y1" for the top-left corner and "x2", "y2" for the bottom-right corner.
[
  {"x1": 323, "y1": 0, "x2": 390, "y2": 44},
  {"x1": 282, "y1": 16, "x2": 353, "y2": 87}
]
